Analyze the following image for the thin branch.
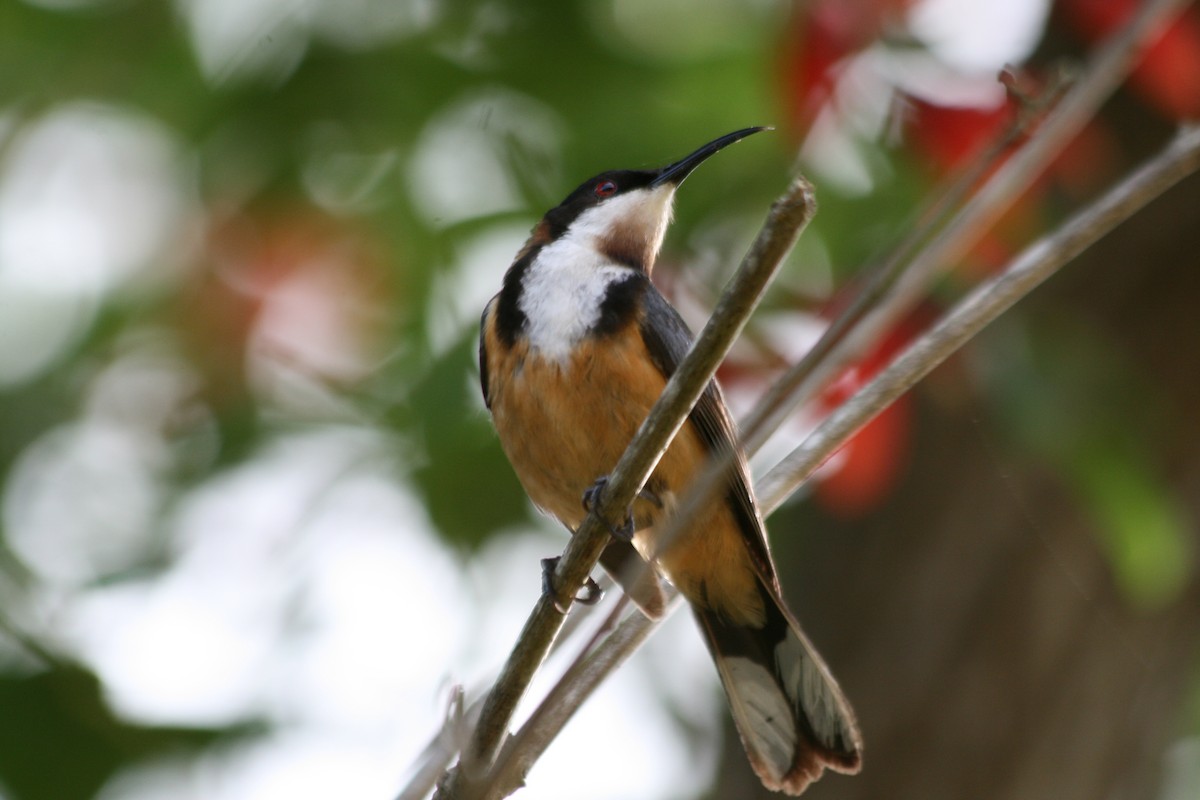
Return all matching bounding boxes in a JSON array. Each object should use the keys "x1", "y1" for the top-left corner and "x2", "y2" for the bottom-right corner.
[
  {"x1": 484, "y1": 597, "x2": 683, "y2": 800},
  {"x1": 396, "y1": 580, "x2": 617, "y2": 800},
  {"x1": 421, "y1": 5, "x2": 1189, "y2": 794},
  {"x1": 757, "y1": 123, "x2": 1200, "y2": 512},
  {"x1": 435, "y1": 177, "x2": 817, "y2": 800},
  {"x1": 399, "y1": 688, "x2": 473, "y2": 800},
  {"x1": 606, "y1": 0, "x2": 1192, "y2": 617},
  {"x1": 745, "y1": 66, "x2": 1070, "y2": 441},
  {"x1": 738, "y1": 0, "x2": 1190, "y2": 457},
  {"x1": 481, "y1": 122, "x2": 1200, "y2": 796}
]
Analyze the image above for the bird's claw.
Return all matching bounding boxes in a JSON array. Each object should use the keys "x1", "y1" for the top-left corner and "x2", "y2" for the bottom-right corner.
[
  {"x1": 541, "y1": 556, "x2": 603, "y2": 614},
  {"x1": 582, "y1": 476, "x2": 661, "y2": 542}
]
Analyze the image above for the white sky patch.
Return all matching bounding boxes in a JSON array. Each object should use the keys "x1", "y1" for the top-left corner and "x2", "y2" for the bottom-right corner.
[
  {"x1": 57, "y1": 426, "x2": 597, "y2": 800},
  {"x1": 275, "y1": 474, "x2": 466, "y2": 731},
  {"x1": 427, "y1": 222, "x2": 533, "y2": 356},
  {"x1": 0, "y1": 103, "x2": 193, "y2": 386},
  {"x1": 95, "y1": 731, "x2": 400, "y2": 800},
  {"x1": 76, "y1": 491, "x2": 722, "y2": 800},
  {"x1": 410, "y1": 123, "x2": 522, "y2": 225},
  {"x1": 69, "y1": 577, "x2": 278, "y2": 726},
  {"x1": 0, "y1": 283, "x2": 97, "y2": 387},
  {"x1": 2, "y1": 340, "x2": 206, "y2": 584},
  {"x1": 310, "y1": 0, "x2": 438, "y2": 49},
  {"x1": 644, "y1": 598, "x2": 724, "y2": 731},
  {"x1": 0, "y1": 103, "x2": 191, "y2": 295},
  {"x1": 871, "y1": 44, "x2": 1009, "y2": 108},
  {"x1": 408, "y1": 89, "x2": 563, "y2": 227},
  {"x1": 58, "y1": 426, "x2": 467, "y2": 733},
  {"x1": 801, "y1": 0, "x2": 1050, "y2": 193},
  {"x1": 799, "y1": 52, "x2": 896, "y2": 195},
  {"x1": 302, "y1": 130, "x2": 399, "y2": 214},
  {"x1": 13, "y1": 352, "x2": 188, "y2": 583},
  {"x1": 4, "y1": 421, "x2": 166, "y2": 587},
  {"x1": 524, "y1": 647, "x2": 718, "y2": 800},
  {"x1": 174, "y1": 0, "x2": 438, "y2": 85},
  {"x1": 909, "y1": 0, "x2": 1051, "y2": 74},
  {"x1": 174, "y1": 0, "x2": 310, "y2": 85},
  {"x1": 465, "y1": 526, "x2": 574, "y2": 681}
]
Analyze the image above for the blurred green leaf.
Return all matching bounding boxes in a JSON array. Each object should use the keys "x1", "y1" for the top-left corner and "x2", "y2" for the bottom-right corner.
[
  {"x1": 1074, "y1": 446, "x2": 1192, "y2": 610},
  {"x1": 408, "y1": 334, "x2": 530, "y2": 547},
  {"x1": 0, "y1": 662, "x2": 263, "y2": 800},
  {"x1": 981, "y1": 313, "x2": 1193, "y2": 609}
]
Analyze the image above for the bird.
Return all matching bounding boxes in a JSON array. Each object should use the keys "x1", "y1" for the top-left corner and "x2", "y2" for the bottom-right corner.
[{"x1": 478, "y1": 127, "x2": 862, "y2": 795}]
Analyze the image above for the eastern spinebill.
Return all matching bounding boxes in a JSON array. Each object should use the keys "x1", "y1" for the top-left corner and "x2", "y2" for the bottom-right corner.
[{"x1": 479, "y1": 128, "x2": 862, "y2": 794}]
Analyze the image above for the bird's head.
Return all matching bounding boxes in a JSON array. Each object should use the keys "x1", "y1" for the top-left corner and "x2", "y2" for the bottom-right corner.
[{"x1": 532, "y1": 127, "x2": 767, "y2": 274}]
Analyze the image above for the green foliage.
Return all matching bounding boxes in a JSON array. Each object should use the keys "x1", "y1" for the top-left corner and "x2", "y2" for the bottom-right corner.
[
  {"x1": 0, "y1": 662, "x2": 262, "y2": 800},
  {"x1": 1074, "y1": 446, "x2": 1191, "y2": 609},
  {"x1": 981, "y1": 314, "x2": 1193, "y2": 609},
  {"x1": 0, "y1": 3, "x2": 804, "y2": 795},
  {"x1": 408, "y1": 333, "x2": 530, "y2": 547},
  {"x1": 1, "y1": 1, "x2": 1195, "y2": 797}
]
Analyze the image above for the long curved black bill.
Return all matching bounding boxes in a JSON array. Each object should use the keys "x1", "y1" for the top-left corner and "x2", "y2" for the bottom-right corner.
[{"x1": 650, "y1": 126, "x2": 770, "y2": 188}]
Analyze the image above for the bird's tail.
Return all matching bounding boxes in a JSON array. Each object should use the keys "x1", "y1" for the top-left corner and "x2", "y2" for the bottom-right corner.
[{"x1": 692, "y1": 583, "x2": 862, "y2": 795}]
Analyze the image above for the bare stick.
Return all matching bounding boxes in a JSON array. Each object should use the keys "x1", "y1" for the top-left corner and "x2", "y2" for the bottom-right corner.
[
  {"x1": 402, "y1": 73, "x2": 1055, "y2": 800},
  {"x1": 435, "y1": 177, "x2": 817, "y2": 800},
  {"x1": 483, "y1": 597, "x2": 680, "y2": 800},
  {"x1": 396, "y1": 579, "x2": 617, "y2": 800},
  {"x1": 398, "y1": 688, "x2": 473, "y2": 800},
  {"x1": 421, "y1": 5, "x2": 1188, "y2": 793},
  {"x1": 758, "y1": 124, "x2": 1200, "y2": 511},
  {"x1": 743, "y1": 67, "x2": 1070, "y2": 440},
  {"x1": 622, "y1": 0, "x2": 1192, "y2": 604},
  {"x1": 476, "y1": 123, "x2": 1200, "y2": 798},
  {"x1": 739, "y1": 0, "x2": 1190, "y2": 457}
]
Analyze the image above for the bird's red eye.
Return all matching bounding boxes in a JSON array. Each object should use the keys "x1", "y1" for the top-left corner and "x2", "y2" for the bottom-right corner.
[{"x1": 594, "y1": 180, "x2": 617, "y2": 197}]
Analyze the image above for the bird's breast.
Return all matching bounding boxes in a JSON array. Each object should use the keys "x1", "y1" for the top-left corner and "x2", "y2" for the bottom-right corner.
[
  {"x1": 516, "y1": 244, "x2": 631, "y2": 362},
  {"x1": 482, "y1": 308, "x2": 763, "y2": 624},
  {"x1": 484, "y1": 318, "x2": 663, "y2": 528}
]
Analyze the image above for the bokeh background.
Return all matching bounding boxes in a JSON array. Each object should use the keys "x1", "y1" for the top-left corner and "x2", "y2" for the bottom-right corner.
[{"x1": 1, "y1": 1, "x2": 1198, "y2": 798}]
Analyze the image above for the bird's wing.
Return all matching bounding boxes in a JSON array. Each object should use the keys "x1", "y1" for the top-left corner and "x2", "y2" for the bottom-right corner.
[
  {"x1": 635, "y1": 278, "x2": 780, "y2": 589},
  {"x1": 479, "y1": 297, "x2": 497, "y2": 410}
]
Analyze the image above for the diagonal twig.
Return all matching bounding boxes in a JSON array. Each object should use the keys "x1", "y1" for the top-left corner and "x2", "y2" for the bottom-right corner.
[
  {"x1": 468, "y1": 2, "x2": 1200, "y2": 779},
  {"x1": 757, "y1": 123, "x2": 1200, "y2": 511},
  {"x1": 434, "y1": 176, "x2": 818, "y2": 800},
  {"x1": 620, "y1": 0, "x2": 1192, "y2": 607},
  {"x1": 415, "y1": 4, "x2": 1190, "y2": 795},
  {"x1": 484, "y1": 123, "x2": 1200, "y2": 795},
  {"x1": 739, "y1": 0, "x2": 1190, "y2": 456}
]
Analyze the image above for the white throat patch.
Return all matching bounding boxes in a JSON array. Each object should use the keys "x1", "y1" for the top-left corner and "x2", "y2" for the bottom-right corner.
[
  {"x1": 518, "y1": 240, "x2": 627, "y2": 362},
  {"x1": 517, "y1": 186, "x2": 675, "y2": 362}
]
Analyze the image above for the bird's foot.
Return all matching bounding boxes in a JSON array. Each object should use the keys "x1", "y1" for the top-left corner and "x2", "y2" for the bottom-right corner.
[
  {"x1": 541, "y1": 556, "x2": 603, "y2": 614},
  {"x1": 581, "y1": 476, "x2": 661, "y2": 542}
]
